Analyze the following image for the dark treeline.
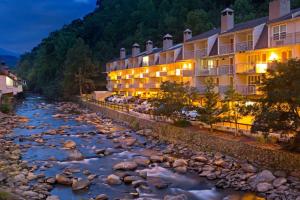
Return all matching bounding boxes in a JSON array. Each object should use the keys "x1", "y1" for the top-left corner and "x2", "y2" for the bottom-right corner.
[{"x1": 16, "y1": 0, "x2": 300, "y2": 99}]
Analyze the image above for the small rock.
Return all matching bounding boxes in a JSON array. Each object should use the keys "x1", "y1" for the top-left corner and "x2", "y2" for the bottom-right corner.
[
  {"x1": 173, "y1": 159, "x2": 187, "y2": 168},
  {"x1": 68, "y1": 149, "x2": 84, "y2": 161},
  {"x1": 164, "y1": 194, "x2": 188, "y2": 200},
  {"x1": 55, "y1": 174, "x2": 72, "y2": 185},
  {"x1": 150, "y1": 155, "x2": 164, "y2": 163},
  {"x1": 72, "y1": 179, "x2": 90, "y2": 191},
  {"x1": 95, "y1": 194, "x2": 108, "y2": 200},
  {"x1": 241, "y1": 163, "x2": 257, "y2": 173},
  {"x1": 63, "y1": 140, "x2": 76, "y2": 149},
  {"x1": 113, "y1": 161, "x2": 137, "y2": 171},
  {"x1": 46, "y1": 196, "x2": 60, "y2": 200},
  {"x1": 107, "y1": 174, "x2": 121, "y2": 185}
]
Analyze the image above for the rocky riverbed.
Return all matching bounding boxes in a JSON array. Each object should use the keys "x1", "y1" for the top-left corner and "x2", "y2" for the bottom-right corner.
[{"x1": 0, "y1": 95, "x2": 299, "y2": 200}]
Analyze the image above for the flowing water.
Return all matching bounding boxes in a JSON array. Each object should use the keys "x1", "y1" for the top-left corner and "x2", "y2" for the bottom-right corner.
[{"x1": 11, "y1": 95, "x2": 254, "y2": 200}]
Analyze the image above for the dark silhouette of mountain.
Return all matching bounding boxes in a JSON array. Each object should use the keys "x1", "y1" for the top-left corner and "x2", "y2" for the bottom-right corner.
[{"x1": 0, "y1": 55, "x2": 19, "y2": 68}]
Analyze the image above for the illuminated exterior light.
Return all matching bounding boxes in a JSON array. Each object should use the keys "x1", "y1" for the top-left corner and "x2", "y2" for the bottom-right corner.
[
  {"x1": 176, "y1": 69, "x2": 181, "y2": 76},
  {"x1": 183, "y1": 64, "x2": 188, "y2": 69},
  {"x1": 140, "y1": 73, "x2": 144, "y2": 78},
  {"x1": 269, "y1": 52, "x2": 278, "y2": 61},
  {"x1": 162, "y1": 66, "x2": 167, "y2": 71},
  {"x1": 156, "y1": 71, "x2": 160, "y2": 77},
  {"x1": 188, "y1": 63, "x2": 192, "y2": 69},
  {"x1": 256, "y1": 63, "x2": 268, "y2": 73},
  {"x1": 132, "y1": 70, "x2": 134, "y2": 74},
  {"x1": 145, "y1": 69, "x2": 149, "y2": 73}
]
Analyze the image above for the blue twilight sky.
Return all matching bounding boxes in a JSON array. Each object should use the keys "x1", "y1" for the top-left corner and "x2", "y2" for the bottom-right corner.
[{"x1": 0, "y1": 0, "x2": 96, "y2": 54}]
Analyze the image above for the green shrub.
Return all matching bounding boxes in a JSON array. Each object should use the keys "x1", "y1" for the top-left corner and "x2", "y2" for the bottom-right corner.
[
  {"x1": 0, "y1": 104, "x2": 11, "y2": 114},
  {"x1": 173, "y1": 119, "x2": 192, "y2": 127}
]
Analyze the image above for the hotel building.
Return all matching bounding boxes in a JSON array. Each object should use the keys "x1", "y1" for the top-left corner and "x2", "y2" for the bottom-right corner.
[
  {"x1": 0, "y1": 62, "x2": 23, "y2": 97},
  {"x1": 106, "y1": 0, "x2": 300, "y2": 99}
]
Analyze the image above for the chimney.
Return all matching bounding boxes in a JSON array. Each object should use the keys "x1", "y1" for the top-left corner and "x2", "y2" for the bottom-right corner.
[
  {"x1": 221, "y1": 8, "x2": 234, "y2": 33},
  {"x1": 184, "y1": 29, "x2": 192, "y2": 42},
  {"x1": 132, "y1": 43, "x2": 140, "y2": 57},
  {"x1": 163, "y1": 34, "x2": 173, "y2": 50},
  {"x1": 120, "y1": 48, "x2": 126, "y2": 59},
  {"x1": 269, "y1": 0, "x2": 290, "y2": 21},
  {"x1": 146, "y1": 40, "x2": 153, "y2": 53}
]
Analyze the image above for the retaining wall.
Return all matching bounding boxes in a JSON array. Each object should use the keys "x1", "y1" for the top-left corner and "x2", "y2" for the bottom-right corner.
[{"x1": 81, "y1": 101, "x2": 300, "y2": 171}]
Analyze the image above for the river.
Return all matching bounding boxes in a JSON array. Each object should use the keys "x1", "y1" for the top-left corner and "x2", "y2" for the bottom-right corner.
[{"x1": 11, "y1": 95, "x2": 256, "y2": 200}]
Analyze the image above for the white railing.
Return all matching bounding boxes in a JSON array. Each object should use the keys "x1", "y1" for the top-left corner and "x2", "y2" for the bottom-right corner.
[
  {"x1": 270, "y1": 32, "x2": 300, "y2": 47},
  {"x1": 219, "y1": 43, "x2": 234, "y2": 54},
  {"x1": 236, "y1": 85, "x2": 258, "y2": 95},
  {"x1": 236, "y1": 41, "x2": 253, "y2": 51},
  {"x1": 218, "y1": 65, "x2": 234, "y2": 75},
  {"x1": 236, "y1": 63, "x2": 256, "y2": 73}
]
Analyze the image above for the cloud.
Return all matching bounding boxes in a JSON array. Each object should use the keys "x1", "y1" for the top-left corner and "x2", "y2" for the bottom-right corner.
[{"x1": 0, "y1": 0, "x2": 96, "y2": 53}]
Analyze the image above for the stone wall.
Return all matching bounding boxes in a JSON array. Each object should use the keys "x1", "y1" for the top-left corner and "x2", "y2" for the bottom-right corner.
[{"x1": 81, "y1": 101, "x2": 300, "y2": 171}]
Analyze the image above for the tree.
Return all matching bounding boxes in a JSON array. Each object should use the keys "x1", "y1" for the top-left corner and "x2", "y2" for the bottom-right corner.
[
  {"x1": 223, "y1": 86, "x2": 248, "y2": 136},
  {"x1": 251, "y1": 59, "x2": 300, "y2": 152},
  {"x1": 63, "y1": 38, "x2": 96, "y2": 99},
  {"x1": 185, "y1": 9, "x2": 213, "y2": 34},
  {"x1": 150, "y1": 81, "x2": 199, "y2": 123},
  {"x1": 233, "y1": 0, "x2": 255, "y2": 23},
  {"x1": 197, "y1": 78, "x2": 227, "y2": 132}
]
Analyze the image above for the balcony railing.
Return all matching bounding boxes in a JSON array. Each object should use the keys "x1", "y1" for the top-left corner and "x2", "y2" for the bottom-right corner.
[
  {"x1": 270, "y1": 32, "x2": 300, "y2": 47},
  {"x1": 198, "y1": 68, "x2": 218, "y2": 76},
  {"x1": 184, "y1": 50, "x2": 195, "y2": 59},
  {"x1": 236, "y1": 85, "x2": 259, "y2": 95},
  {"x1": 218, "y1": 65, "x2": 234, "y2": 75},
  {"x1": 181, "y1": 69, "x2": 194, "y2": 77},
  {"x1": 236, "y1": 41, "x2": 253, "y2": 51},
  {"x1": 145, "y1": 83, "x2": 161, "y2": 89},
  {"x1": 236, "y1": 63, "x2": 256, "y2": 74},
  {"x1": 195, "y1": 48, "x2": 207, "y2": 58},
  {"x1": 219, "y1": 43, "x2": 234, "y2": 55}
]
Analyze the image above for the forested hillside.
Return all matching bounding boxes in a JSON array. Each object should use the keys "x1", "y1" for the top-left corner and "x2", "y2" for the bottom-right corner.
[{"x1": 16, "y1": 0, "x2": 300, "y2": 99}]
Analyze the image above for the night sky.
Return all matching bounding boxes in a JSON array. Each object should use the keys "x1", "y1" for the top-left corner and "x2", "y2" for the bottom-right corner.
[{"x1": 0, "y1": 0, "x2": 96, "y2": 54}]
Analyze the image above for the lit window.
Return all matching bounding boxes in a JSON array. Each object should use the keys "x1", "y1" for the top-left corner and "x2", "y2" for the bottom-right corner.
[
  {"x1": 6, "y1": 77, "x2": 13, "y2": 87},
  {"x1": 143, "y1": 56, "x2": 149, "y2": 66},
  {"x1": 273, "y1": 24, "x2": 286, "y2": 41}
]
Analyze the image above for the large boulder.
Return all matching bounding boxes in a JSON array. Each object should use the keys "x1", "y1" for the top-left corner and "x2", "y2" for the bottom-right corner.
[
  {"x1": 273, "y1": 177, "x2": 287, "y2": 188},
  {"x1": 55, "y1": 174, "x2": 72, "y2": 185},
  {"x1": 113, "y1": 161, "x2": 137, "y2": 171},
  {"x1": 249, "y1": 170, "x2": 276, "y2": 188},
  {"x1": 63, "y1": 140, "x2": 76, "y2": 149},
  {"x1": 68, "y1": 149, "x2": 84, "y2": 161},
  {"x1": 72, "y1": 179, "x2": 90, "y2": 191},
  {"x1": 107, "y1": 174, "x2": 122, "y2": 185}
]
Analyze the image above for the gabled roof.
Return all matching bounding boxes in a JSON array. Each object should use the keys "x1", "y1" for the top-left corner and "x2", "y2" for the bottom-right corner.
[
  {"x1": 161, "y1": 43, "x2": 183, "y2": 53},
  {"x1": 186, "y1": 28, "x2": 220, "y2": 43},
  {"x1": 255, "y1": 25, "x2": 268, "y2": 50},
  {"x1": 268, "y1": 8, "x2": 300, "y2": 24},
  {"x1": 221, "y1": 17, "x2": 268, "y2": 35}
]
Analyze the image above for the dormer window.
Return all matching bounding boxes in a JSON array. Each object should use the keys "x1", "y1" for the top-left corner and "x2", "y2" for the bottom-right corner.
[{"x1": 273, "y1": 24, "x2": 286, "y2": 41}]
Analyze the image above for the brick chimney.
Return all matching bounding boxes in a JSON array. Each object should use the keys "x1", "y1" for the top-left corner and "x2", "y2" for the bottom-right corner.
[
  {"x1": 120, "y1": 48, "x2": 126, "y2": 59},
  {"x1": 184, "y1": 29, "x2": 192, "y2": 42},
  {"x1": 163, "y1": 34, "x2": 173, "y2": 50},
  {"x1": 221, "y1": 8, "x2": 234, "y2": 33},
  {"x1": 132, "y1": 43, "x2": 140, "y2": 57},
  {"x1": 146, "y1": 40, "x2": 153, "y2": 53},
  {"x1": 269, "y1": 0, "x2": 290, "y2": 21}
]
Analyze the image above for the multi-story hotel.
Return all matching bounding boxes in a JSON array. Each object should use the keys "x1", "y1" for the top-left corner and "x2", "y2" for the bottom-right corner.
[{"x1": 106, "y1": 0, "x2": 300, "y2": 99}]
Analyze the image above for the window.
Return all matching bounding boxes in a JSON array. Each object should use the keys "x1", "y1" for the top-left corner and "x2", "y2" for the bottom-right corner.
[
  {"x1": 262, "y1": 54, "x2": 267, "y2": 63},
  {"x1": 282, "y1": 52, "x2": 287, "y2": 62},
  {"x1": 248, "y1": 75, "x2": 261, "y2": 85},
  {"x1": 273, "y1": 24, "x2": 287, "y2": 40}
]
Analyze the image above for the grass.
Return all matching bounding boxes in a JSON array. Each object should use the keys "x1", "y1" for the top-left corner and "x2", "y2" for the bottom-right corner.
[
  {"x1": 0, "y1": 191, "x2": 11, "y2": 200},
  {"x1": 173, "y1": 119, "x2": 192, "y2": 127}
]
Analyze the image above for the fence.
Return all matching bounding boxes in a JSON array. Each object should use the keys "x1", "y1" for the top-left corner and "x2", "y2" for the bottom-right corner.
[{"x1": 85, "y1": 97, "x2": 130, "y2": 113}]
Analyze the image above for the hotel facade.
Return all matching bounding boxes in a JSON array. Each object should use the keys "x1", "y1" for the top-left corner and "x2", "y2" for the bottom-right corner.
[{"x1": 106, "y1": 0, "x2": 300, "y2": 99}]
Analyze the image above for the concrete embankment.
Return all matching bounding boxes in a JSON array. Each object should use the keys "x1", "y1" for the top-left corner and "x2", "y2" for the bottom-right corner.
[{"x1": 81, "y1": 101, "x2": 300, "y2": 172}]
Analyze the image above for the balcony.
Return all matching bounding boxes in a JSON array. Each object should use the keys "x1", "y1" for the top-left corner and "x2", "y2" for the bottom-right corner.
[
  {"x1": 236, "y1": 63, "x2": 272, "y2": 74},
  {"x1": 270, "y1": 32, "x2": 300, "y2": 47},
  {"x1": 219, "y1": 43, "x2": 234, "y2": 55},
  {"x1": 218, "y1": 65, "x2": 234, "y2": 75},
  {"x1": 195, "y1": 48, "x2": 207, "y2": 58},
  {"x1": 184, "y1": 50, "x2": 195, "y2": 59},
  {"x1": 236, "y1": 85, "x2": 259, "y2": 95},
  {"x1": 181, "y1": 69, "x2": 194, "y2": 77},
  {"x1": 198, "y1": 68, "x2": 218, "y2": 76},
  {"x1": 145, "y1": 83, "x2": 161, "y2": 89},
  {"x1": 131, "y1": 83, "x2": 144, "y2": 88},
  {"x1": 236, "y1": 41, "x2": 253, "y2": 51}
]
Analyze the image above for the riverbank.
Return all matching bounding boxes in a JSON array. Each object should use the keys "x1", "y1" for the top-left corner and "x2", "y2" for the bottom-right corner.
[{"x1": 80, "y1": 100, "x2": 300, "y2": 199}]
